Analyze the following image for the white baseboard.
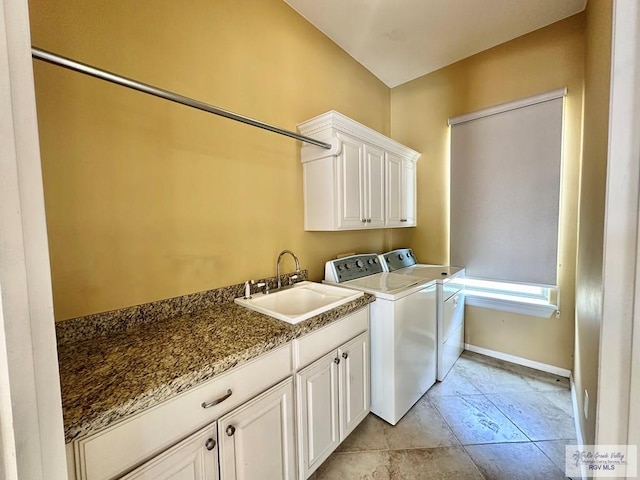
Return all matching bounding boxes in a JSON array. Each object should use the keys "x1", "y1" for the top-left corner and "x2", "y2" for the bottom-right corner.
[
  {"x1": 570, "y1": 375, "x2": 587, "y2": 479},
  {"x1": 570, "y1": 375, "x2": 586, "y2": 447},
  {"x1": 464, "y1": 344, "x2": 572, "y2": 378}
]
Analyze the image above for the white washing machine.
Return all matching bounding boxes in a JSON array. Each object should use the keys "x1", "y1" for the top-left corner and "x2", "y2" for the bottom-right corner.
[
  {"x1": 324, "y1": 254, "x2": 437, "y2": 425},
  {"x1": 380, "y1": 248, "x2": 466, "y2": 381}
]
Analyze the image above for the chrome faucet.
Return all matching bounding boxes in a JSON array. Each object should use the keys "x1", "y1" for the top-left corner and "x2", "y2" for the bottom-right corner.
[{"x1": 276, "y1": 250, "x2": 301, "y2": 289}]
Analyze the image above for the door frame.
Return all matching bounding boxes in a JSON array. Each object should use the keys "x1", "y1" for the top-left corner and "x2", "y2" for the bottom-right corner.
[
  {"x1": 0, "y1": 0, "x2": 67, "y2": 478},
  {"x1": 597, "y1": 0, "x2": 640, "y2": 448}
]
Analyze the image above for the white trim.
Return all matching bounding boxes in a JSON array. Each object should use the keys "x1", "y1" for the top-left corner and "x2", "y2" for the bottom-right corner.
[
  {"x1": 448, "y1": 87, "x2": 568, "y2": 126},
  {"x1": 297, "y1": 110, "x2": 421, "y2": 161},
  {"x1": 465, "y1": 293, "x2": 557, "y2": 318},
  {"x1": 596, "y1": 0, "x2": 640, "y2": 448},
  {"x1": 571, "y1": 376, "x2": 587, "y2": 447},
  {"x1": 464, "y1": 344, "x2": 571, "y2": 377},
  {"x1": 570, "y1": 375, "x2": 588, "y2": 479},
  {"x1": 0, "y1": 0, "x2": 67, "y2": 478}
]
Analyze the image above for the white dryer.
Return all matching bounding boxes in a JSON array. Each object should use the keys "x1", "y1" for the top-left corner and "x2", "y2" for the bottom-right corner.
[
  {"x1": 380, "y1": 248, "x2": 466, "y2": 381},
  {"x1": 324, "y1": 254, "x2": 437, "y2": 425}
]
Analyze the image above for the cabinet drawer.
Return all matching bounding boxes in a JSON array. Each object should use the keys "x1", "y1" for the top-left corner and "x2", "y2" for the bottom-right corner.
[
  {"x1": 74, "y1": 343, "x2": 292, "y2": 480},
  {"x1": 294, "y1": 307, "x2": 368, "y2": 369}
]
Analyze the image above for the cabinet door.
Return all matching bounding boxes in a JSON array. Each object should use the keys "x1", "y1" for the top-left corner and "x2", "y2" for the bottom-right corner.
[
  {"x1": 120, "y1": 424, "x2": 218, "y2": 480},
  {"x1": 401, "y1": 158, "x2": 417, "y2": 226},
  {"x1": 297, "y1": 351, "x2": 340, "y2": 479},
  {"x1": 365, "y1": 144, "x2": 386, "y2": 228},
  {"x1": 336, "y1": 133, "x2": 366, "y2": 229},
  {"x1": 338, "y1": 332, "x2": 370, "y2": 439},
  {"x1": 218, "y1": 378, "x2": 296, "y2": 480},
  {"x1": 385, "y1": 152, "x2": 403, "y2": 227}
]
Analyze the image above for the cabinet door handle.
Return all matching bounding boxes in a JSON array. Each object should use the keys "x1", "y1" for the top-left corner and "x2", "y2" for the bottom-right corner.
[
  {"x1": 342, "y1": 352, "x2": 348, "y2": 359},
  {"x1": 361, "y1": 219, "x2": 367, "y2": 223},
  {"x1": 201, "y1": 389, "x2": 232, "y2": 409},
  {"x1": 205, "y1": 438, "x2": 216, "y2": 451},
  {"x1": 400, "y1": 219, "x2": 407, "y2": 222},
  {"x1": 334, "y1": 357, "x2": 340, "y2": 364},
  {"x1": 366, "y1": 218, "x2": 372, "y2": 223},
  {"x1": 226, "y1": 425, "x2": 236, "y2": 436}
]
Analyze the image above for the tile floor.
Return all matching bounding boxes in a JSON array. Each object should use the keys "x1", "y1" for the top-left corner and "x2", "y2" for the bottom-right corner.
[{"x1": 311, "y1": 351, "x2": 577, "y2": 480}]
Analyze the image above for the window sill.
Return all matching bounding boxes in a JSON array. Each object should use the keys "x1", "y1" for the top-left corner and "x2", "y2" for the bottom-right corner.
[{"x1": 465, "y1": 291, "x2": 557, "y2": 318}]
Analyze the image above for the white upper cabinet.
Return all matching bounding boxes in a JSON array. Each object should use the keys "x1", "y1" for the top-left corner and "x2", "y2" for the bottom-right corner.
[
  {"x1": 298, "y1": 111, "x2": 420, "y2": 231},
  {"x1": 385, "y1": 152, "x2": 403, "y2": 227},
  {"x1": 401, "y1": 158, "x2": 417, "y2": 226},
  {"x1": 385, "y1": 152, "x2": 417, "y2": 227}
]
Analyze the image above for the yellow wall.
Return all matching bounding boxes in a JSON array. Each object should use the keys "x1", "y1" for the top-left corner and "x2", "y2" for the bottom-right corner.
[
  {"x1": 30, "y1": 0, "x2": 605, "y2": 399},
  {"x1": 574, "y1": 0, "x2": 613, "y2": 445},
  {"x1": 29, "y1": 0, "x2": 392, "y2": 320},
  {"x1": 391, "y1": 14, "x2": 586, "y2": 370}
]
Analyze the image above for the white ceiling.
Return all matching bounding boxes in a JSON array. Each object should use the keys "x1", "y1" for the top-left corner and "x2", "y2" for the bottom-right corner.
[{"x1": 284, "y1": 0, "x2": 587, "y2": 88}]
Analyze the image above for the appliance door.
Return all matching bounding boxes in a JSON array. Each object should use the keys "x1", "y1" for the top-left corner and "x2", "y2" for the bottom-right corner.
[
  {"x1": 370, "y1": 285, "x2": 437, "y2": 425},
  {"x1": 438, "y1": 289, "x2": 465, "y2": 381}
]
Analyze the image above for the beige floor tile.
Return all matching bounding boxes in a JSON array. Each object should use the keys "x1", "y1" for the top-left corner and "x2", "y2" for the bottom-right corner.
[
  {"x1": 336, "y1": 414, "x2": 389, "y2": 452},
  {"x1": 384, "y1": 398, "x2": 460, "y2": 450},
  {"x1": 541, "y1": 390, "x2": 575, "y2": 418},
  {"x1": 535, "y1": 439, "x2": 580, "y2": 473},
  {"x1": 338, "y1": 397, "x2": 459, "y2": 453},
  {"x1": 486, "y1": 392, "x2": 576, "y2": 441},
  {"x1": 316, "y1": 447, "x2": 484, "y2": 480},
  {"x1": 427, "y1": 369, "x2": 482, "y2": 397},
  {"x1": 319, "y1": 352, "x2": 577, "y2": 479},
  {"x1": 465, "y1": 442, "x2": 568, "y2": 480},
  {"x1": 431, "y1": 394, "x2": 528, "y2": 445},
  {"x1": 314, "y1": 451, "x2": 392, "y2": 480},
  {"x1": 459, "y1": 352, "x2": 570, "y2": 393}
]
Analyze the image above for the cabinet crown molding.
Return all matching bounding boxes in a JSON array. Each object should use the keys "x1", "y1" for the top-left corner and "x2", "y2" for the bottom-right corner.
[{"x1": 297, "y1": 111, "x2": 421, "y2": 163}]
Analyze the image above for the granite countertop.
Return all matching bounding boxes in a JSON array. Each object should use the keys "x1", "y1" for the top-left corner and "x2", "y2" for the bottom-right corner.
[{"x1": 58, "y1": 292, "x2": 374, "y2": 443}]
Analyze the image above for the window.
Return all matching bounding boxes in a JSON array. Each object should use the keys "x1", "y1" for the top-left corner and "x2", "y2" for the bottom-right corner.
[
  {"x1": 462, "y1": 278, "x2": 557, "y2": 318},
  {"x1": 449, "y1": 88, "x2": 565, "y2": 317}
]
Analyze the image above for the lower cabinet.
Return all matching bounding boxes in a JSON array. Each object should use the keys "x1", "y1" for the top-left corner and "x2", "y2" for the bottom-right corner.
[
  {"x1": 119, "y1": 424, "x2": 219, "y2": 480},
  {"x1": 297, "y1": 332, "x2": 370, "y2": 479},
  {"x1": 121, "y1": 378, "x2": 295, "y2": 480},
  {"x1": 218, "y1": 378, "x2": 296, "y2": 479},
  {"x1": 70, "y1": 311, "x2": 371, "y2": 480}
]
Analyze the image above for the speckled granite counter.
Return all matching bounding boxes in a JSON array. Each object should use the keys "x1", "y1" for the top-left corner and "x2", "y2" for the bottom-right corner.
[{"x1": 57, "y1": 281, "x2": 374, "y2": 443}]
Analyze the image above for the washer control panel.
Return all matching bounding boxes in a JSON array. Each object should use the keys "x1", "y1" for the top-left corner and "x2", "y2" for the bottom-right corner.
[
  {"x1": 324, "y1": 254, "x2": 383, "y2": 283},
  {"x1": 382, "y1": 248, "x2": 418, "y2": 271}
]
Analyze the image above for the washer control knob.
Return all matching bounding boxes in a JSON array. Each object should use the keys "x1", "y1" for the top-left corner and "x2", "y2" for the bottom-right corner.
[
  {"x1": 337, "y1": 264, "x2": 343, "y2": 271},
  {"x1": 356, "y1": 260, "x2": 364, "y2": 268},
  {"x1": 344, "y1": 263, "x2": 351, "y2": 270},
  {"x1": 373, "y1": 258, "x2": 378, "y2": 263},
  {"x1": 398, "y1": 254, "x2": 403, "y2": 260}
]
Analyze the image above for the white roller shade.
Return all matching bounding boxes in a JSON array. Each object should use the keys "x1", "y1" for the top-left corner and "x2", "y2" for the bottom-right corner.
[{"x1": 449, "y1": 89, "x2": 565, "y2": 286}]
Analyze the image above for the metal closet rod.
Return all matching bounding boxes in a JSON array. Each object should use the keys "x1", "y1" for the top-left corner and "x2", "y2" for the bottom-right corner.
[{"x1": 31, "y1": 47, "x2": 332, "y2": 150}]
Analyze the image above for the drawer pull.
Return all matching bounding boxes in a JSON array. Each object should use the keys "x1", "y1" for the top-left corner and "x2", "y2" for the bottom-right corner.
[
  {"x1": 201, "y1": 389, "x2": 232, "y2": 409},
  {"x1": 334, "y1": 357, "x2": 340, "y2": 364},
  {"x1": 400, "y1": 219, "x2": 407, "y2": 222},
  {"x1": 226, "y1": 425, "x2": 236, "y2": 436},
  {"x1": 342, "y1": 352, "x2": 348, "y2": 359},
  {"x1": 205, "y1": 438, "x2": 216, "y2": 451}
]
